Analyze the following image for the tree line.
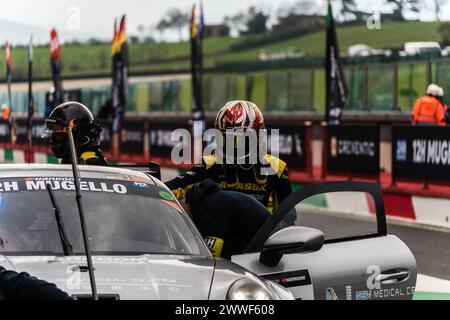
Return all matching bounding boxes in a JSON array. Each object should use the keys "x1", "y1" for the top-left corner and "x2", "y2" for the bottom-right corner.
[{"x1": 132, "y1": 0, "x2": 448, "y2": 43}]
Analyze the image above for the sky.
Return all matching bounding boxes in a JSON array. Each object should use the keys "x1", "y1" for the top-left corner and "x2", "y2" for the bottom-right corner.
[{"x1": 0, "y1": 0, "x2": 449, "y2": 44}]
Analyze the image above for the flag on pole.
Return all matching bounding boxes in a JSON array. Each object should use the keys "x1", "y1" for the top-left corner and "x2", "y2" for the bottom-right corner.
[
  {"x1": 199, "y1": 0, "x2": 205, "y2": 40},
  {"x1": 190, "y1": 3, "x2": 206, "y2": 164},
  {"x1": 325, "y1": 1, "x2": 347, "y2": 125},
  {"x1": 5, "y1": 41, "x2": 12, "y2": 109},
  {"x1": 190, "y1": 4, "x2": 205, "y2": 123},
  {"x1": 199, "y1": 0, "x2": 205, "y2": 95},
  {"x1": 111, "y1": 17, "x2": 119, "y2": 119},
  {"x1": 111, "y1": 15, "x2": 128, "y2": 134},
  {"x1": 27, "y1": 36, "x2": 34, "y2": 131},
  {"x1": 119, "y1": 15, "x2": 129, "y2": 128},
  {"x1": 50, "y1": 28, "x2": 64, "y2": 106},
  {"x1": 27, "y1": 35, "x2": 34, "y2": 163}
]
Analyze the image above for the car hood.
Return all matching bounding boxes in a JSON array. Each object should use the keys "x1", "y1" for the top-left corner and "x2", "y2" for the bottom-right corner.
[{"x1": 0, "y1": 254, "x2": 216, "y2": 300}]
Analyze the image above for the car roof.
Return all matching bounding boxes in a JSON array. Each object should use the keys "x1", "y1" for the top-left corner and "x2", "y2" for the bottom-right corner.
[{"x1": 0, "y1": 164, "x2": 166, "y2": 188}]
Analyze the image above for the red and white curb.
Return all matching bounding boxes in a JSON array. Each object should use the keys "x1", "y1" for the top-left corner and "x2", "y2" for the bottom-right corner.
[
  {"x1": 308, "y1": 190, "x2": 450, "y2": 229},
  {"x1": 377, "y1": 193, "x2": 450, "y2": 229},
  {"x1": 321, "y1": 192, "x2": 450, "y2": 229}
]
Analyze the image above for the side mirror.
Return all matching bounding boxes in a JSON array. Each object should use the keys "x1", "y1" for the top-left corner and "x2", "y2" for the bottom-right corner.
[{"x1": 259, "y1": 226, "x2": 324, "y2": 267}]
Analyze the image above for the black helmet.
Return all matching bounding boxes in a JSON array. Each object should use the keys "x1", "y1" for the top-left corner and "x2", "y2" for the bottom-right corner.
[{"x1": 44, "y1": 102, "x2": 102, "y2": 158}]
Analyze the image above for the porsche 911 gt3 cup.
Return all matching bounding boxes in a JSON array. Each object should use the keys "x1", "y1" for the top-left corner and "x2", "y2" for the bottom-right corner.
[{"x1": 0, "y1": 164, "x2": 416, "y2": 300}]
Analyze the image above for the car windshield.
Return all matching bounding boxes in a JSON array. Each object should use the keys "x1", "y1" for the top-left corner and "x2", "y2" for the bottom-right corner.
[{"x1": 0, "y1": 176, "x2": 208, "y2": 256}]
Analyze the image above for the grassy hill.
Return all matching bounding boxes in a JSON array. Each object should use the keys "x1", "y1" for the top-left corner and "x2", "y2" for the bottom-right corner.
[
  {"x1": 218, "y1": 21, "x2": 443, "y2": 63},
  {"x1": 0, "y1": 21, "x2": 443, "y2": 80}
]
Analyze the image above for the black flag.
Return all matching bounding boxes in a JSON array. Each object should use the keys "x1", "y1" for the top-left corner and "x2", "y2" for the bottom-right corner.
[
  {"x1": 27, "y1": 35, "x2": 34, "y2": 163},
  {"x1": 190, "y1": 3, "x2": 205, "y2": 124},
  {"x1": 325, "y1": 1, "x2": 347, "y2": 125},
  {"x1": 190, "y1": 3, "x2": 206, "y2": 163},
  {"x1": 50, "y1": 28, "x2": 64, "y2": 106},
  {"x1": 111, "y1": 15, "x2": 128, "y2": 134}
]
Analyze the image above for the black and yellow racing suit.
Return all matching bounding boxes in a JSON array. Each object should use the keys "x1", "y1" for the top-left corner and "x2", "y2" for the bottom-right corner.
[
  {"x1": 62, "y1": 149, "x2": 108, "y2": 166},
  {"x1": 166, "y1": 153, "x2": 293, "y2": 215}
]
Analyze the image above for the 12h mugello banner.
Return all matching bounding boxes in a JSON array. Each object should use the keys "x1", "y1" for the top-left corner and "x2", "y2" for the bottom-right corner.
[
  {"x1": 393, "y1": 126, "x2": 450, "y2": 182},
  {"x1": 327, "y1": 125, "x2": 380, "y2": 176}
]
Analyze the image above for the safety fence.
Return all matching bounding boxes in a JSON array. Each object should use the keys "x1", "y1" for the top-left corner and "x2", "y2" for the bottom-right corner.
[
  {"x1": 1, "y1": 59, "x2": 449, "y2": 116},
  {"x1": 2, "y1": 116, "x2": 450, "y2": 191}
]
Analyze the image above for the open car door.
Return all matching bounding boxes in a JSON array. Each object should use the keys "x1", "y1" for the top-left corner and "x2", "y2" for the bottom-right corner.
[{"x1": 231, "y1": 181, "x2": 417, "y2": 300}]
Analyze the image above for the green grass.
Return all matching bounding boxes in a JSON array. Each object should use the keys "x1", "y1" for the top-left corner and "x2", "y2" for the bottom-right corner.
[
  {"x1": 217, "y1": 21, "x2": 442, "y2": 63},
  {"x1": 275, "y1": 21, "x2": 441, "y2": 53},
  {"x1": 1, "y1": 36, "x2": 241, "y2": 79},
  {"x1": 0, "y1": 21, "x2": 443, "y2": 79}
]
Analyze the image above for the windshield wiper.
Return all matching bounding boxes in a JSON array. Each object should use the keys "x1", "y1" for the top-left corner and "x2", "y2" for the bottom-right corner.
[{"x1": 46, "y1": 183, "x2": 73, "y2": 256}]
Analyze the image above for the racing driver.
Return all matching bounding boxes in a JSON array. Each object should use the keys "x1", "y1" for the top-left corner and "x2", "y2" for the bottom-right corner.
[
  {"x1": 44, "y1": 102, "x2": 108, "y2": 166},
  {"x1": 165, "y1": 100, "x2": 295, "y2": 225}
]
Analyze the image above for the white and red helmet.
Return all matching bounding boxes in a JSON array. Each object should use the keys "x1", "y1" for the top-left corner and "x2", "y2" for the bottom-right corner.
[{"x1": 215, "y1": 100, "x2": 265, "y2": 131}]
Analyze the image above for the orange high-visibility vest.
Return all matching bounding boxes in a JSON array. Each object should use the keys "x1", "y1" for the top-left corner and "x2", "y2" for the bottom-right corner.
[
  {"x1": 1, "y1": 106, "x2": 10, "y2": 121},
  {"x1": 412, "y1": 96, "x2": 445, "y2": 126}
]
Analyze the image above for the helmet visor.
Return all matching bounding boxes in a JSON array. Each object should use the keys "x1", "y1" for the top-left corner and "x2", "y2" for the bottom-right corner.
[
  {"x1": 41, "y1": 119, "x2": 69, "y2": 138},
  {"x1": 221, "y1": 128, "x2": 258, "y2": 163}
]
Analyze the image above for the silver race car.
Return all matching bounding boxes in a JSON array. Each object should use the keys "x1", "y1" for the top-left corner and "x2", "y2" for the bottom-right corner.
[{"x1": 0, "y1": 164, "x2": 416, "y2": 300}]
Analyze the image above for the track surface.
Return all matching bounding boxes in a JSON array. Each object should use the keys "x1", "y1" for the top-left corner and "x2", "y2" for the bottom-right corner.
[{"x1": 298, "y1": 210, "x2": 450, "y2": 280}]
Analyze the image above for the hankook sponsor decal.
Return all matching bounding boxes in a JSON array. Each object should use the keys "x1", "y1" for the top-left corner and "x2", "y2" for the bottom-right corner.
[
  {"x1": 262, "y1": 269, "x2": 311, "y2": 288},
  {"x1": 262, "y1": 269, "x2": 314, "y2": 300}
]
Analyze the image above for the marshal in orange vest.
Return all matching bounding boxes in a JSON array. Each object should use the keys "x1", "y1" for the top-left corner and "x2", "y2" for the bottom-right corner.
[{"x1": 412, "y1": 95, "x2": 445, "y2": 126}]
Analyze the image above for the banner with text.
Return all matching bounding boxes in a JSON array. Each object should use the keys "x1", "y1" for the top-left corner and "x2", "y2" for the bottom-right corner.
[
  {"x1": 267, "y1": 124, "x2": 306, "y2": 170},
  {"x1": 149, "y1": 121, "x2": 190, "y2": 158},
  {"x1": 15, "y1": 118, "x2": 28, "y2": 145},
  {"x1": 393, "y1": 126, "x2": 450, "y2": 182},
  {"x1": 0, "y1": 120, "x2": 11, "y2": 143},
  {"x1": 327, "y1": 125, "x2": 380, "y2": 176}
]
